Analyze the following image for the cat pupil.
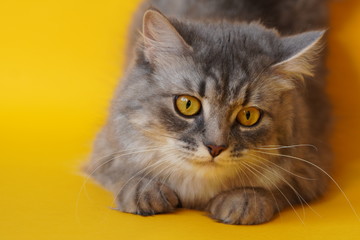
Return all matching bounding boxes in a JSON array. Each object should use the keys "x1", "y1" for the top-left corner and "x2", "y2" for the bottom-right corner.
[
  {"x1": 246, "y1": 111, "x2": 251, "y2": 120},
  {"x1": 186, "y1": 100, "x2": 191, "y2": 109}
]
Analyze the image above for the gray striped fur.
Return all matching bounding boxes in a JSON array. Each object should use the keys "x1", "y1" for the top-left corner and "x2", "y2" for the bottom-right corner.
[{"x1": 86, "y1": 0, "x2": 331, "y2": 225}]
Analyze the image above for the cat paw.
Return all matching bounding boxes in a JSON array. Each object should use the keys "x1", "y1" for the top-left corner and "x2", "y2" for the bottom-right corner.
[
  {"x1": 116, "y1": 179, "x2": 180, "y2": 216},
  {"x1": 207, "y1": 188, "x2": 277, "y2": 225}
]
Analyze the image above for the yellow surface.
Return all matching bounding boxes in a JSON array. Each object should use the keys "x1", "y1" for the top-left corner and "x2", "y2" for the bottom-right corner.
[{"x1": 1, "y1": 0, "x2": 360, "y2": 239}]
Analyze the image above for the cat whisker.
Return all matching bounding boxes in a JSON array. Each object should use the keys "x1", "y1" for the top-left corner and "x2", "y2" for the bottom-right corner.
[
  {"x1": 160, "y1": 159, "x2": 185, "y2": 207},
  {"x1": 84, "y1": 146, "x2": 175, "y2": 186},
  {"x1": 247, "y1": 153, "x2": 308, "y2": 217},
  {"x1": 134, "y1": 151, "x2": 186, "y2": 208},
  {"x1": 235, "y1": 164, "x2": 259, "y2": 213},
  {"x1": 111, "y1": 160, "x2": 170, "y2": 208},
  {"x1": 161, "y1": 160, "x2": 180, "y2": 185},
  {"x1": 112, "y1": 150, "x2": 178, "y2": 208},
  {"x1": 247, "y1": 153, "x2": 316, "y2": 181},
  {"x1": 247, "y1": 158, "x2": 322, "y2": 219},
  {"x1": 87, "y1": 146, "x2": 175, "y2": 171},
  {"x1": 255, "y1": 144, "x2": 318, "y2": 151},
  {"x1": 253, "y1": 150, "x2": 360, "y2": 221},
  {"x1": 136, "y1": 162, "x2": 176, "y2": 208},
  {"x1": 77, "y1": 147, "x2": 175, "y2": 217},
  {"x1": 234, "y1": 161, "x2": 283, "y2": 220},
  {"x1": 247, "y1": 159, "x2": 307, "y2": 219},
  {"x1": 243, "y1": 163, "x2": 284, "y2": 221},
  {"x1": 76, "y1": 153, "x2": 119, "y2": 222},
  {"x1": 241, "y1": 161, "x2": 305, "y2": 225}
]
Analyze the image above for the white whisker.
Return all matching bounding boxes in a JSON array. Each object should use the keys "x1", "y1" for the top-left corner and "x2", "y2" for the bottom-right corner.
[
  {"x1": 236, "y1": 161, "x2": 284, "y2": 220},
  {"x1": 256, "y1": 144, "x2": 318, "y2": 151},
  {"x1": 248, "y1": 153, "x2": 316, "y2": 181},
  {"x1": 136, "y1": 163, "x2": 175, "y2": 207},
  {"x1": 242, "y1": 161, "x2": 305, "y2": 225},
  {"x1": 253, "y1": 150, "x2": 360, "y2": 221},
  {"x1": 79, "y1": 146, "x2": 175, "y2": 205},
  {"x1": 247, "y1": 158, "x2": 322, "y2": 219},
  {"x1": 111, "y1": 150, "x2": 178, "y2": 207}
]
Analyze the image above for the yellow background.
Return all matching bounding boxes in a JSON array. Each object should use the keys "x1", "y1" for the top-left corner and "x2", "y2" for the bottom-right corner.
[{"x1": 1, "y1": 0, "x2": 360, "y2": 239}]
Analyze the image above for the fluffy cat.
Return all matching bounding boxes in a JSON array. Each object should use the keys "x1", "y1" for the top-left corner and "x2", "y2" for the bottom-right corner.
[{"x1": 85, "y1": 0, "x2": 332, "y2": 225}]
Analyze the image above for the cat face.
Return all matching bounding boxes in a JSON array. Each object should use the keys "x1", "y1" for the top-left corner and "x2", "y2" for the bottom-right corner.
[
  {"x1": 120, "y1": 10, "x2": 324, "y2": 169},
  {"x1": 132, "y1": 54, "x2": 282, "y2": 167}
]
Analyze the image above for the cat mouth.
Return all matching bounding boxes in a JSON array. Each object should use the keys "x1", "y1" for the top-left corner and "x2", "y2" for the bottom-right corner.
[
  {"x1": 190, "y1": 156, "x2": 239, "y2": 167},
  {"x1": 191, "y1": 161, "x2": 219, "y2": 168},
  {"x1": 189, "y1": 157, "x2": 217, "y2": 166}
]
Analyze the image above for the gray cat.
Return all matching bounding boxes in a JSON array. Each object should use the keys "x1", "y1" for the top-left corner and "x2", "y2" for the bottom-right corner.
[{"x1": 85, "y1": 0, "x2": 332, "y2": 225}]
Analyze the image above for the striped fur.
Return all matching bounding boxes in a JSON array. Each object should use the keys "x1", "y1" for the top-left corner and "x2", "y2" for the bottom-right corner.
[{"x1": 86, "y1": 0, "x2": 331, "y2": 225}]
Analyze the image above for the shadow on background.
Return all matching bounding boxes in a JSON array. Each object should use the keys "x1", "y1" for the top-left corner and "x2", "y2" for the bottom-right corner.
[{"x1": 328, "y1": 0, "x2": 360, "y2": 178}]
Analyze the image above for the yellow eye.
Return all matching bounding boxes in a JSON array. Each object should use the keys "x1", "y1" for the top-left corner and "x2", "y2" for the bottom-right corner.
[
  {"x1": 175, "y1": 95, "x2": 201, "y2": 117},
  {"x1": 237, "y1": 107, "x2": 261, "y2": 127}
]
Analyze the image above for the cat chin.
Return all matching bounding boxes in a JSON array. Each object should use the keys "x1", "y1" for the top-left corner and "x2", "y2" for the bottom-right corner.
[{"x1": 185, "y1": 149, "x2": 247, "y2": 167}]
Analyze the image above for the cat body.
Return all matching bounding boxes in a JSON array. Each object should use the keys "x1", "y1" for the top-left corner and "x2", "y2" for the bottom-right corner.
[{"x1": 86, "y1": 0, "x2": 331, "y2": 224}]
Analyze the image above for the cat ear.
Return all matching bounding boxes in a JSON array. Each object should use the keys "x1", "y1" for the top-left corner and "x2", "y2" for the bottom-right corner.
[
  {"x1": 142, "y1": 9, "x2": 192, "y2": 62},
  {"x1": 272, "y1": 30, "x2": 325, "y2": 83}
]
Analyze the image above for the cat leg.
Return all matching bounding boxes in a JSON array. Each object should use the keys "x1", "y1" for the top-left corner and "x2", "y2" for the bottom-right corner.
[
  {"x1": 206, "y1": 188, "x2": 278, "y2": 225},
  {"x1": 115, "y1": 177, "x2": 180, "y2": 216}
]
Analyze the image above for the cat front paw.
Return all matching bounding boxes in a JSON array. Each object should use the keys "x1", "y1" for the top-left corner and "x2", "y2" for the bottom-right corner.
[
  {"x1": 207, "y1": 188, "x2": 277, "y2": 225},
  {"x1": 116, "y1": 179, "x2": 180, "y2": 216}
]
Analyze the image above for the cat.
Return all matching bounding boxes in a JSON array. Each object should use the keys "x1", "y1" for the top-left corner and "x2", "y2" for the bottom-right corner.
[{"x1": 85, "y1": 0, "x2": 332, "y2": 225}]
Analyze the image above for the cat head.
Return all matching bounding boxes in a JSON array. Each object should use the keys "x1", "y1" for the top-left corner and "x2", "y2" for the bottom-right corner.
[{"x1": 118, "y1": 9, "x2": 324, "y2": 169}]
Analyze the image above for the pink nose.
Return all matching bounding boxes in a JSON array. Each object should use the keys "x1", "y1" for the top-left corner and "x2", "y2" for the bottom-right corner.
[{"x1": 206, "y1": 145, "x2": 228, "y2": 158}]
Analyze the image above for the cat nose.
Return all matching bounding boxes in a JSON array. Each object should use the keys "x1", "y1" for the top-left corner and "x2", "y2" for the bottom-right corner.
[{"x1": 206, "y1": 144, "x2": 228, "y2": 158}]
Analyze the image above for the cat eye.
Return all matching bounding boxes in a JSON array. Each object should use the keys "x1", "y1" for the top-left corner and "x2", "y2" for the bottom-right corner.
[
  {"x1": 175, "y1": 95, "x2": 201, "y2": 117},
  {"x1": 237, "y1": 107, "x2": 261, "y2": 127}
]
